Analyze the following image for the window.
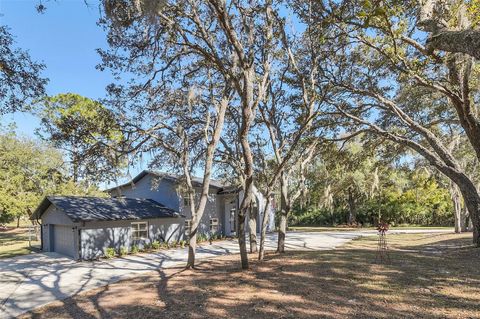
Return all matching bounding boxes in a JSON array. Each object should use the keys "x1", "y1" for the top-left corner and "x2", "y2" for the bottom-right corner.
[
  {"x1": 131, "y1": 222, "x2": 148, "y2": 240},
  {"x1": 210, "y1": 218, "x2": 219, "y2": 233},
  {"x1": 185, "y1": 219, "x2": 192, "y2": 236},
  {"x1": 230, "y1": 208, "x2": 236, "y2": 232},
  {"x1": 183, "y1": 194, "x2": 192, "y2": 207}
]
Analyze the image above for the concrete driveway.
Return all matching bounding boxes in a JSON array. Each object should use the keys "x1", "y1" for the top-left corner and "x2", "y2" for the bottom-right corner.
[{"x1": 0, "y1": 229, "x2": 452, "y2": 318}]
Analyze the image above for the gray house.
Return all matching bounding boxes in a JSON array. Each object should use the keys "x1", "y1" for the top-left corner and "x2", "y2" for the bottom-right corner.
[{"x1": 32, "y1": 170, "x2": 275, "y2": 260}]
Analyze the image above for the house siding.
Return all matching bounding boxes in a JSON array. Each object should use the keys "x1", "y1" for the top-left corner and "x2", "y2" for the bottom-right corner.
[
  {"x1": 79, "y1": 217, "x2": 184, "y2": 260},
  {"x1": 41, "y1": 204, "x2": 79, "y2": 258},
  {"x1": 114, "y1": 174, "x2": 224, "y2": 236},
  {"x1": 180, "y1": 188, "x2": 223, "y2": 235},
  {"x1": 111, "y1": 174, "x2": 180, "y2": 211}
]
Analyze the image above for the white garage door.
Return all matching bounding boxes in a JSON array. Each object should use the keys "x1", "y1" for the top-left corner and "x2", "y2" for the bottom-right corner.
[{"x1": 53, "y1": 225, "x2": 75, "y2": 258}]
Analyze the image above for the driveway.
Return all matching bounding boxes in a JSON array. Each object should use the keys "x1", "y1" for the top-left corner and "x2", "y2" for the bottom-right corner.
[{"x1": 0, "y1": 229, "x2": 452, "y2": 318}]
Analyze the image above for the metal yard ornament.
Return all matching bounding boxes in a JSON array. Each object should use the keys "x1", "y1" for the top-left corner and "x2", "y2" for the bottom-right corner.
[{"x1": 375, "y1": 221, "x2": 391, "y2": 264}]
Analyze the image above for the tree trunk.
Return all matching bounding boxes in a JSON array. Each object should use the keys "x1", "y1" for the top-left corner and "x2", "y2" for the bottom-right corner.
[
  {"x1": 457, "y1": 182, "x2": 480, "y2": 246},
  {"x1": 187, "y1": 230, "x2": 197, "y2": 267},
  {"x1": 248, "y1": 203, "x2": 257, "y2": 253},
  {"x1": 277, "y1": 173, "x2": 289, "y2": 253},
  {"x1": 258, "y1": 194, "x2": 271, "y2": 260},
  {"x1": 236, "y1": 66, "x2": 257, "y2": 270},
  {"x1": 185, "y1": 97, "x2": 228, "y2": 269},
  {"x1": 452, "y1": 190, "x2": 462, "y2": 233},
  {"x1": 16, "y1": 215, "x2": 20, "y2": 228},
  {"x1": 347, "y1": 187, "x2": 356, "y2": 225},
  {"x1": 460, "y1": 207, "x2": 468, "y2": 232}
]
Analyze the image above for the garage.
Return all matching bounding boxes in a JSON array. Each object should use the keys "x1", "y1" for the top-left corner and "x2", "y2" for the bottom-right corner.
[
  {"x1": 31, "y1": 196, "x2": 184, "y2": 260},
  {"x1": 52, "y1": 225, "x2": 76, "y2": 258}
]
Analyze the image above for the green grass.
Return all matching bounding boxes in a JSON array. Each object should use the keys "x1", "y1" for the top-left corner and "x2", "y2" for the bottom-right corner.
[
  {"x1": 0, "y1": 228, "x2": 40, "y2": 258},
  {"x1": 290, "y1": 225, "x2": 453, "y2": 232}
]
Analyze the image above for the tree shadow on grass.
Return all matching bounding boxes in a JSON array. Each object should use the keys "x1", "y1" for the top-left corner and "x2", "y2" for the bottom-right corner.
[{"x1": 20, "y1": 236, "x2": 480, "y2": 319}]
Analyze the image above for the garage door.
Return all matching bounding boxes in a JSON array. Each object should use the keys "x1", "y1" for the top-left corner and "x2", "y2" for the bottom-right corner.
[{"x1": 53, "y1": 225, "x2": 75, "y2": 258}]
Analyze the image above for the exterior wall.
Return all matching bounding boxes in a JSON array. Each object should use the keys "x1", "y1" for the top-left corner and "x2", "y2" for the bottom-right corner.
[
  {"x1": 115, "y1": 173, "x2": 224, "y2": 236},
  {"x1": 41, "y1": 205, "x2": 80, "y2": 258},
  {"x1": 238, "y1": 187, "x2": 276, "y2": 233},
  {"x1": 80, "y1": 217, "x2": 184, "y2": 260},
  {"x1": 180, "y1": 187, "x2": 223, "y2": 235},
  {"x1": 42, "y1": 204, "x2": 75, "y2": 225},
  {"x1": 113, "y1": 174, "x2": 181, "y2": 211}
]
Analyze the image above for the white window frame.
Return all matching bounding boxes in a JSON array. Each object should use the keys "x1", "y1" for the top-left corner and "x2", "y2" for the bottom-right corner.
[
  {"x1": 230, "y1": 208, "x2": 236, "y2": 232},
  {"x1": 185, "y1": 219, "x2": 192, "y2": 236},
  {"x1": 131, "y1": 221, "x2": 148, "y2": 240},
  {"x1": 183, "y1": 194, "x2": 192, "y2": 207},
  {"x1": 210, "y1": 218, "x2": 219, "y2": 233}
]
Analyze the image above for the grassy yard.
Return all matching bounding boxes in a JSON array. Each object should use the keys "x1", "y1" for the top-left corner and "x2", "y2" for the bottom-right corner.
[
  {"x1": 21, "y1": 232, "x2": 479, "y2": 319},
  {"x1": 289, "y1": 226, "x2": 453, "y2": 232},
  {"x1": 0, "y1": 227, "x2": 40, "y2": 258}
]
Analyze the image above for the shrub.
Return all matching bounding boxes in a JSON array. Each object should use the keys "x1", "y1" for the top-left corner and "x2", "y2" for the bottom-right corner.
[
  {"x1": 179, "y1": 240, "x2": 186, "y2": 248},
  {"x1": 104, "y1": 247, "x2": 116, "y2": 259},
  {"x1": 196, "y1": 233, "x2": 208, "y2": 243},
  {"x1": 119, "y1": 246, "x2": 128, "y2": 256},
  {"x1": 131, "y1": 245, "x2": 139, "y2": 254},
  {"x1": 169, "y1": 240, "x2": 178, "y2": 248},
  {"x1": 151, "y1": 241, "x2": 160, "y2": 250},
  {"x1": 143, "y1": 243, "x2": 152, "y2": 251}
]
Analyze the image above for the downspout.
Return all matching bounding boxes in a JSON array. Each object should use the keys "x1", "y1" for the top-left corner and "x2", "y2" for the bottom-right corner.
[{"x1": 78, "y1": 228, "x2": 82, "y2": 260}]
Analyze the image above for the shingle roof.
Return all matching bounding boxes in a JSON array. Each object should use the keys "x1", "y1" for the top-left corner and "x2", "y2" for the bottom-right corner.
[
  {"x1": 107, "y1": 170, "x2": 226, "y2": 192},
  {"x1": 31, "y1": 196, "x2": 181, "y2": 222}
]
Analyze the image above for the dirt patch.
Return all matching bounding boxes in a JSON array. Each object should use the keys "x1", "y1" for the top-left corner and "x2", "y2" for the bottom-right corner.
[{"x1": 21, "y1": 233, "x2": 480, "y2": 319}]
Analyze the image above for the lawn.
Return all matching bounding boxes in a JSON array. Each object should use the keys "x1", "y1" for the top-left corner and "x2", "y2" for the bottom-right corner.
[
  {"x1": 20, "y1": 232, "x2": 479, "y2": 319},
  {"x1": 290, "y1": 226, "x2": 453, "y2": 232},
  {"x1": 0, "y1": 227, "x2": 40, "y2": 258}
]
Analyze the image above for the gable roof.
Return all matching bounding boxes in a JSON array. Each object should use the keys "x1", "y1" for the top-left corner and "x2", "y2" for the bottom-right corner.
[
  {"x1": 107, "y1": 170, "x2": 226, "y2": 192},
  {"x1": 31, "y1": 196, "x2": 181, "y2": 222}
]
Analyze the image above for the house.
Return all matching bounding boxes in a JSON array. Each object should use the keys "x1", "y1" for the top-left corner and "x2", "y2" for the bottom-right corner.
[
  {"x1": 108, "y1": 170, "x2": 275, "y2": 237},
  {"x1": 30, "y1": 196, "x2": 184, "y2": 260},
  {"x1": 31, "y1": 170, "x2": 275, "y2": 259}
]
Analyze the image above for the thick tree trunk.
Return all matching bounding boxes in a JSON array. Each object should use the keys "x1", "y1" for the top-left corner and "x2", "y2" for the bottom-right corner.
[
  {"x1": 248, "y1": 204, "x2": 257, "y2": 253},
  {"x1": 258, "y1": 195, "x2": 271, "y2": 260},
  {"x1": 347, "y1": 187, "x2": 356, "y2": 225},
  {"x1": 457, "y1": 182, "x2": 480, "y2": 246},
  {"x1": 277, "y1": 173, "x2": 289, "y2": 253}
]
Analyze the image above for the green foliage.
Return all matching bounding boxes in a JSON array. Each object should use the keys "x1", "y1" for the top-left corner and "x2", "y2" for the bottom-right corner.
[
  {"x1": 119, "y1": 246, "x2": 128, "y2": 256},
  {"x1": 293, "y1": 140, "x2": 454, "y2": 227},
  {"x1": 36, "y1": 93, "x2": 125, "y2": 184},
  {"x1": 104, "y1": 247, "x2": 116, "y2": 259},
  {"x1": 131, "y1": 245, "x2": 139, "y2": 254},
  {"x1": 0, "y1": 131, "x2": 104, "y2": 224},
  {"x1": 0, "y1": 25, "x2": 47, "y2": 114},
  {"x1": 179, "y1": 240, "x2": 186, "y2": 248},
  {"x1": 196, "y1": 233, "x2": 208, "y2": 243},
  {"x1": 294, "y1": 165, "x2": 453, "y2": 227},
  {"x1": 151, "y1": 240, "x2": 160, "y2": 250}
]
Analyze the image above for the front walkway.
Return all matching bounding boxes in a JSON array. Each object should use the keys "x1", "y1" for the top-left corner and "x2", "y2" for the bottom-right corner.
[{"x1": 0, "y1": 229, "x2": 452, "y2": 319}]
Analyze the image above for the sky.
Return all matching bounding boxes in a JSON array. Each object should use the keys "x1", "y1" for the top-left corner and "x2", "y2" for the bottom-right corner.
[{"x1": 0, "y1": 0, "x2": 145, "y2": 185}]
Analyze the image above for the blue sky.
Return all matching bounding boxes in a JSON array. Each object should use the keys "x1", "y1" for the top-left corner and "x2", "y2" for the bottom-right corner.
[
  {"x1": 0, "y1": 0, "x2": 112, "y2": 134},
  {"x1": 0, "y1": 0, "x2": 147, "y2": 185}
]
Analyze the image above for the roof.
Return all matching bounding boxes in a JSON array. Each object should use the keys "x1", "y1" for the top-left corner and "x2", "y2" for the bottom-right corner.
[
  {"x1": 31, "y1": 196, "x2": 181, "y2": 222},
  {"x1": 217, "y1": 185, "x2": 241, "y2": 195},
  {"x1": 107, "y1": 170, "x2": 227, "y2": 192}
]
